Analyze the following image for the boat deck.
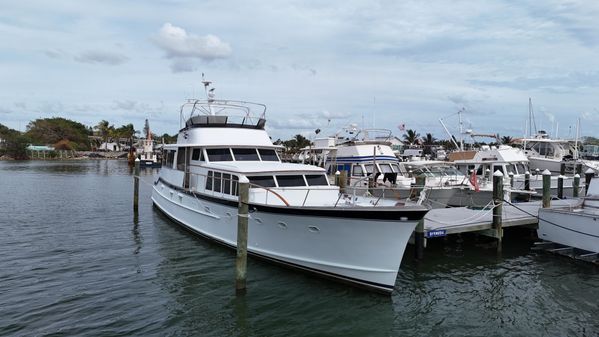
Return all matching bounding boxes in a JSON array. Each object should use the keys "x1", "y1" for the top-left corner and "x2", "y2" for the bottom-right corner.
[{"x1": 423, "y1": 199, "x2": 581, "y2": 237}]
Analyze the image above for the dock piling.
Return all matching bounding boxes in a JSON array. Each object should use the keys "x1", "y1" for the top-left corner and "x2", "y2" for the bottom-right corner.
[
  {"x1": 236, "y1": 177, "x2": 250, "y2": 295},
  {"x1": 492, "y1": 170, "x2": 504, "y2": 252},
  {"x1": 573, "y1": 174, "x2": 580, "y2": 198},
  {"x1": 133, "y1": 158, "x2": 140, "y2": 215},
  {"x1": 415, "y1": 219, "x2": 424, "y2": 260},
  {"x1": 542, "y1": 169, "x2": 551, "y2": 208},
  {"x1": 557, "y1": 175, "x2": 564, "y2": 199},
  {"x1": 584, "y1": 168, "x2": 595, "y2": 196},
  {"x1": 560, "y1": 163, "x2": 566, "y2": 176}
]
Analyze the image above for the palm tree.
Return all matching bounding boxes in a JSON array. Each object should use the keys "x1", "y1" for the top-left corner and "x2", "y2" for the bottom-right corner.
[
  {"x1": 94, "y1": 120, "x2": 112, "y2": 143},
  {"x1": 421, "y1": 133, "x2": 436, "y2": 155},
  {"x1": 402, "y1": 129, "x2": 420, "y2": 146},
  {"x1": 501, "y1": 135, "x2": 513, "y2": 145}
]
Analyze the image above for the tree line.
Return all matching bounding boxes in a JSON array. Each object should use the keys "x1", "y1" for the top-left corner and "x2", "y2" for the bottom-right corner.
[{"x1": 0, "y1": 117, "x2": 178, "y2": 159}]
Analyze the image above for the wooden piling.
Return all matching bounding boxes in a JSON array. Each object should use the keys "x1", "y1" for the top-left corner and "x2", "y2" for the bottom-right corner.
[
  {"x1": 576, "y1": 163, "x2": 583, "y2": 175},
  {"x1": 334, "y1": 170, "x2": 340, "y2": 186},
  {"x1": 492, "y1": 170, "x2": 504, "y2": 252},
  {"x1": 573, "y1": 174, "x2": 580, "y2": 198},
  {"x1": 560, "y1": 162, "x2": 566, "y2": 176},
  {"x1": 584, "y1": 168, "x2": 595, "y2": 196},
  {"x1": 415, "y1": 219, "x2": 424, "y2": 260},
  {"x1": 524, "y1": 171, "x2": 530, "y2": 191},
  {"x1": 339, "y1": 170, "x2": 347, "y2": 193},
  {"x1": 133, "y1": 158, "x2": 140, "y2": 214},
  {"x1": 557, "y1": 175, "x2": 564, "y2": 199},
  {"x1": 236, "y1": 177, "x2": 250, "y2": 295},
  {"x1": 413, "y1": 174, "x2": 426, "y2": 200},
  {"x1": 542, "y1": 169, "x2": 551, "y2": 208},
  {"x1": 508, "y1": 172, "x2": 514, "y2": 188}
]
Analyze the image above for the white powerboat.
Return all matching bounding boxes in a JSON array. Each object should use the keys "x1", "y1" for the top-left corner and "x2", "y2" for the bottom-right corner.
[
  {"x1": 538, "y1": 177, "x2": 599, "y2": 254},
  {"x1": 151, "y1": 81, "x2": 428, "y2": 293}
]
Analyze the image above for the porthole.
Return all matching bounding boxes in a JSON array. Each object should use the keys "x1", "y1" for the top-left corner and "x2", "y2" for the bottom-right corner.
[{"x1": 277, "y1": 221, "x2": 288, "y2": 230}]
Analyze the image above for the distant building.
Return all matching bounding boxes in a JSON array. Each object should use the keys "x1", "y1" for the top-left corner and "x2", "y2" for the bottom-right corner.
[{"x1": 99, "y1": 142, "x2": 122, "y2": 151}]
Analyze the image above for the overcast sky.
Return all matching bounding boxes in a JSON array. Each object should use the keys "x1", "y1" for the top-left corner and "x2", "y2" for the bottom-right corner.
[{"x1": 1, "y1": 0, "x2": 598, "y2": 142}]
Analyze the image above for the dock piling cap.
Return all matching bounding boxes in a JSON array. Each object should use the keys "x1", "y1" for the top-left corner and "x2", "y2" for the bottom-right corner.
[
  {"x1": 585, "y1": 168, "x2": 595, "y2": 174},
  {"x1": 493, "y1": 170, "x2": 504, "y2": 177},
  {"x1": 574, "y1": 173, "x2": 581, "y2": 178},
  {"x1": 542, "y1": 169, "x2": 551, "y2": 176},
  {"x1": 239, "y1": 176, "x2": 250, "y2": 184}
]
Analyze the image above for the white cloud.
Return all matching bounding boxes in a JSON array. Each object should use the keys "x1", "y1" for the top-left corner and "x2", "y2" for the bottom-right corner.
[
  {"x1": 153, "y1": 23, "x2": 232, "y2": 70},
  {"x1": 74, "y1": 50, "x2": 129, "y2": 65}
]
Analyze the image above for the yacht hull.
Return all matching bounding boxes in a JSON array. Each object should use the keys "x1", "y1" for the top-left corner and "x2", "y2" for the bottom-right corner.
[
  {"x1": 152, "y1": 180, "x2": 426, "y2": 293},
  {"x1": 538, "y1": 207, "x2": 599, "y2": 253}
]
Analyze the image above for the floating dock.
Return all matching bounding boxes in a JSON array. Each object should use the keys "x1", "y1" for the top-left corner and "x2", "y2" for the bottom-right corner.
[{"x1": 422, "y1": 199, "x2": 580, "y2": 238}]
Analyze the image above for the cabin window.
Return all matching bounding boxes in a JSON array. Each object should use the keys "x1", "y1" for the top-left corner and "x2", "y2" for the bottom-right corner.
[
  {"x1": 248, "y1": 176, "x2": 276, "y2": 188},
  {"x1": 223, "y1": 173, "x2": 231, "y2": 194},
  {"x1": 206, "y1": 171, "x2": 213, "y2": 190},
  {"x1": 378, "y1": 163, "x2": 393, "y2": 173},
  {"x1": 165, "y1": 150, "x2": 175, "y2": 167},
  {"x1": 206, "y1": 148, "x2": 233, "y2": 161},
  {"x1": 191, "y1": 148, "x2": 202, "y2": 161},
  {"x1": 392, "y1": 164, "x2": 405, "y2": 175},
  {"x1": 364, "y1": 164, "x2": 374, "y2": 175},
  {"x1": 231, "y1": 175, "x2": 239, "y2": 196},
  {"x1": 305, "y1": 174, "x2": 329, "y2": 186},
  {"x1": 276, "y1": 175, "x2": 307, "y2": 187},
  {"x1": 258, "y1": 149, "x2": 279, "y2": 161},
  {"x1": 352, "y1": 165, "x2": 364, "y2": 176},
  {"x1": 213, "y1": 172, "x2": 222, "y2": 192},
  {"x1": 232, "y1": 148, "x2": 260, "y2": 161}
]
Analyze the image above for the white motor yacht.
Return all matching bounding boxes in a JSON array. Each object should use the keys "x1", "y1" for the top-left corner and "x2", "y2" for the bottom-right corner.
[{"x1": 151, "y1": 81, "x2": 428, "y2": 293}]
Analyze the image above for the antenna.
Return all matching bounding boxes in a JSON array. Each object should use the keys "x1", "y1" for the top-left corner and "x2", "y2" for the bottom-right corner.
[{"x1": 201, "y1": 74, "x2": 215, "y2": 114}]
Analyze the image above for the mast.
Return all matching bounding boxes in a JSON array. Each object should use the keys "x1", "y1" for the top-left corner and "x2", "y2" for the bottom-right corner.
[
  {"x1": 458, "y1": 108, "x2": 464, "y2": 151},
  {"x1": 574, "y1": 117, "x2": 580, "y2": 160},
  {"x1": 528, "y1": 98, "x2": 537, "y2": 137}
]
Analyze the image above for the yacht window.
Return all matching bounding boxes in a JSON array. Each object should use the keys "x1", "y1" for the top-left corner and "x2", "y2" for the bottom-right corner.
[
  {"x1": 305, "y1": 174, "x2": 329, "y2": 186},
  {"x1": 191, "y1": 148, "x2": 202, "y2": 161},
  {"x1": 378, "y1": 163, "x2": 393, "y2": 173},
  {"x1": 213, "y1": 172, "x2": 222, "y2": 192},
  {"x1": 258, "y1": 149, "x2": 279, "y2": 161},
  {"x1": 231, "y1": 175, "x2": 239, "y2": 196},
  {"x1": 232, "y1": 148, "x2": 260, "y2": 161},
  {"x1": 223, "y1": 173, "x2": 231, "y2": 194},
  {"x1": 165, "y1": 150, "x2": 175, "y2": 167},
  {"x1": 392, "y1": 164, "x2": 405, "y2": 175},
  {"x1": 352, "y1": 165, "x2": 364, "y2": 176},
  {"x1": 276, "y1": 175, "x2": 307, "y2": 187},
  {"x1": 206, "y1": 148, "x2": 233, "y2": 161},
  {"x1": 476, "y1": 165, "x2": 484, "y2": 176},
  {"x1": 516, "y1": 163, "x2": 527, "y2": 174},
  {"x1": 206, "y1": 171, "x2": 213, "y2": 190},
  {"x1": 248, "y1": 176, "x2": 276, "y2": 188},
  {"x1": 364, "y1": 164, "x2": 374, "y2": 175}
]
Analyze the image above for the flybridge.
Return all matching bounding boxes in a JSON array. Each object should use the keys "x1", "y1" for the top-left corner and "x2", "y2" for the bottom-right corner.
[{"x1": 179, "y1": 79, "x2": 267, "y2": 131}]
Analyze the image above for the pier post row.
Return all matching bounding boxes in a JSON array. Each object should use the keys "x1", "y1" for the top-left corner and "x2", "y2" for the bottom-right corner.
[
  {"x1": 133, "y1": 158, "x2": 140, "y2": 214},
  {"x1": 492, "y1": 170, "x2": 504, "y2": 252},
  {"x1": 236, "y1": 177, "x2": 250, "y2": 295},
  {"x1": 542, "y1": 170, "x2": 551, "y2": 208},
  {"x1": 573, "y1": 174, "x2": 580, "y2": 198}
]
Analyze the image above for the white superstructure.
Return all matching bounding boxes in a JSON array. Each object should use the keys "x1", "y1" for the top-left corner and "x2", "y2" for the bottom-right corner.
[{"x1": 151, "y1": 81, "x2": 428, "y2": 293}]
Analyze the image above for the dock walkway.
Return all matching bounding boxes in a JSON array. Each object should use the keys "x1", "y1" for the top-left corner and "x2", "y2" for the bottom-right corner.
[{"x1": 423, "y1": 199, "x2": 581, "y2": 238}]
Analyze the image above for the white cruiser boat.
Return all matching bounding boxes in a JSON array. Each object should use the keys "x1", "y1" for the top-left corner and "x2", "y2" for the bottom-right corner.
[
  {"x1": 514, "y1": 131, "x2": 599, "y2": 175},
  {"x1": 538, "y1": 177, "x2": 599, "y2": 253},
  {"x1": 448, "y1": 144, "x2": 574, "y2": 205},
  {"x1": 305, "y1": 127, "x2": 464, "y2": 208},
  {"x1": 151, "y1": 81, "x2": 428, "y2": 293}
]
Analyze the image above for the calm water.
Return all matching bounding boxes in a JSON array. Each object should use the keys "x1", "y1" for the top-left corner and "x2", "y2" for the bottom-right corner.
[{"x1": 0, "y1": 160, "x2": 597, "y2": 337}]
